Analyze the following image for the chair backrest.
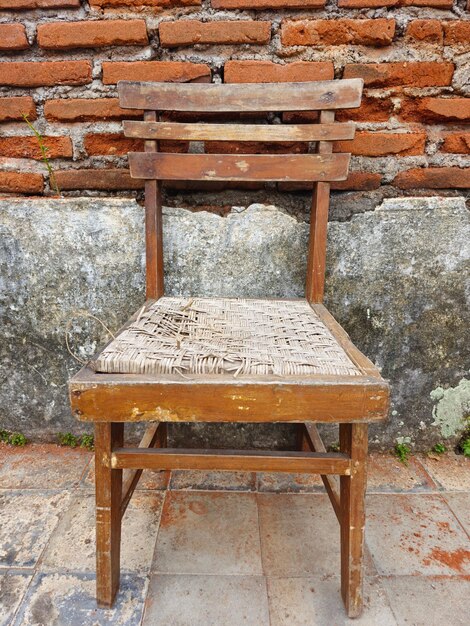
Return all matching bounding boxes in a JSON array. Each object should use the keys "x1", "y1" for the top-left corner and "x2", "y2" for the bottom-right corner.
[{"x1": 118, "y1": 79, "x2": 363, "y2": 303}]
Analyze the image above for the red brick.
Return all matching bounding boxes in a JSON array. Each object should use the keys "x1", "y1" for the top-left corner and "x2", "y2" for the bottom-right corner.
[
  {"x1": 55, "y1": 169, "x2": 144, "y2": 191},
  {"x1": 37, "y1": 20, "x2": 148, "y2": 50},
  {"x1": 0, "y1": 24, "x2": 29, "y2": 50},
  {"x1": 44, "y1": 98, "x2": 142, "y2": 122},
  {"x1": 0, "y1": 136, "x2": 72, "y2": 160},
  {"x1": 0, "y1": 97, "x2": 36, "y2": 122},
  {"x1": 84, "y1": 133, "x2": 187, "y2": 155},
  {"x1": 159, "y1": 20, "x2": 271, "y2": 47},
  {"x1": 224, "y1": 60, "x2": 334, "y2": 83},
  {"x1": 394, "y1": 167, "x2": 470, "y2": 189},
  {"x1": 89, "y1": 0, "x2": 200, "y2": 6},
  {"x1": 343, "y1": 62, "x2": 454, "y2": 88},
  {"x1": 212, "y1": 0, "x2": 324, "y2": 7},
  {"x1": 444, "y1": 22, "x2": 470, "y2": 46},
  {"x1": 205, "y1": 141, "x2": 308, "y2": 154},
  {"x1": 400, "y1": 97, "x2": 470, "y2": 123},
  {"x1": 284, "y1": 96, "x2": 393, "y2": 123},
  {"x1": 281, "y1": 19, "x2": 395, "y2": 47},
  {"x1": 441, "y1": 133, "x2": 470, "y2": 154},
  {"x1": 406, "y1": 20, "x2": 443, "y2": 44},
  {"x1": 0, "y1": 0, "x2": 80, "y2": 8},
  {"x1": 0, "y1": 61, "x2": 91, "y2": 87},
  {"x1": 335, "y1": 131, "x2": 426, "y2": 156},
  {"x1": 279, "y1": 172, "x2": 382, "y2": 192},
  {"x1": 102, "y1": 61, "x2": 211, "y2": 85},
  {"x1": 0, "y1": 171, "x2": 43, "y2": 194},
  {"x1": 338, "y1": 0, "x2": 452, "y2": 7},
  {"x1": 336, "y1": 96, "x2": 394, "y2": 122}
]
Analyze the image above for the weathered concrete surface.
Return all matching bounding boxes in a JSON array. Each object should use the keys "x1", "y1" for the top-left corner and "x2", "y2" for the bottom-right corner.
[{"x1": 0, "y1": 196, "x2": 469, "y2": 448}]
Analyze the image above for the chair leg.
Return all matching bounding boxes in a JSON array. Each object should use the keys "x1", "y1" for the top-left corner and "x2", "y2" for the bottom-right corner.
[
  {"x1": 95, "y1": 422, "x2": 124, "y2": 608},
  {"x1": 339, "y1": 423, "x2": 368, "y2": 618}
]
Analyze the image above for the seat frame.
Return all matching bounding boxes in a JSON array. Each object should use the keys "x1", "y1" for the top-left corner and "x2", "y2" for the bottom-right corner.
[{"x1": 69, "y1": 79, "x2": 389, "y2": 618}]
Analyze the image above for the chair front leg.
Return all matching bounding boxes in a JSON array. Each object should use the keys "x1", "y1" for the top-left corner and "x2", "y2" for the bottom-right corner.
[
  {"x1": 95, "y1": 422, "x2": 124, "y2": 608},
  {"x1": 339, "y1": 423, "x2": 368, "y2": 618}
]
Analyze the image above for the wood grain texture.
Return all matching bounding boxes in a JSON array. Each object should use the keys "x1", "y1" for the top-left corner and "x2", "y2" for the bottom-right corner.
[
  {"x1": 306, "y1": 110, "x2": 334, "y2": 303},
  {"x1": 111, "y1": 447, "x2": 352, "y2": 474},
  {"x1": 118, "y1": 79, "x2": 364, "y2": 112},
  {"x1": 123, "y1": 120, "x2": 356, "y2": 142},
  {"x1": 340, "y1": 423, "x2": 368, "y2": 618},
  {"x1": 128, "y1": 152, "x2": 350, "y2": 182},
  {"x1": 95, "y1": 423, "x2": 123, "y2": 608},
  {"x1": 70, "y1": 372, "x2": 389, "y2": 424}
]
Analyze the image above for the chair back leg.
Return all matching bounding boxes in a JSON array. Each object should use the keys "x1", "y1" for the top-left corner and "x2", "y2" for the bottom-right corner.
[
  {"x1": 340, "y1": 423, "x2": 368, "y2": 618},
  {"x1": 95, "y1": 422, "x2": 124, "y2": 608}
]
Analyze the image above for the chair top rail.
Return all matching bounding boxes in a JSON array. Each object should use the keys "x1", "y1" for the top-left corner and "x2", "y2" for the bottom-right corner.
[
  {"x1": 122, "y1": 120, "x2": 356, "y2": 142},
  {"x1": 128, "y1": 152, "x2": 350, "y2": 182},
  {"x1": 118, "y1": 79, "x2": 364, "y2": 112}
]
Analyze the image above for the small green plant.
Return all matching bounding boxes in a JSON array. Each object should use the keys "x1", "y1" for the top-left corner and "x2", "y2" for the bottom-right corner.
[
  {"x1": 22, "y1": 114, "x2": 60, "y2": 196},
  {"x1": 328, "y1": 441, "x2": 340, "y2": 452},
  {"x1": 432, "y1": 443, "x2": 447, "y2": 455},
  {"x1": 461, "y1": 438, "x2": 470, "y2": 458},
  {"x1": 57, "y1": 432, "x2": 79, "y2": 448},
  {"x1": 9, "y1": 432, "x2": 27, "y2": 446},
  {"x1": 0, "y1": 429, "x2": 27, "y2": 446},
  {"x1": 394, "y1": 442, "x2": 411, "y2": 465},
  {"x1": 80, "y1": 434, "x2": 94, "y2": 451},
  {"x1": 0, "y1": 429, "x2": 10, "y2": 443}
]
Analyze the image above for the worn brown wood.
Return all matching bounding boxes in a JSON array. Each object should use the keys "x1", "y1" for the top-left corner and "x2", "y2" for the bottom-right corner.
[
  {"x1": 143, "y1": 111, "x2": 164, "y2": 299},
  {"x1": 118, "y1": 79, "x2": 364, "y2": 112},
  {"x1": 95, "y1": 422, "x2": 123, "y2": 608},
  {"x1": 306, "y1": 110, "x2": 335, "y2": 303},
  {"x1": 123, "y1": 120, "x2": 356, "y2": 142},
  {"x1": 340, "y1": 423, "x2": 368, "y2": 618},
  {"x1": 304, "y1": 423, "x2": 341, "y2": 521},
  {"x1": 111, "y1": 447, "x2": 352, "y2": 474},
  {"x1": 128, "y1": 152, "x2": 350, "y2": 182},
  {"x1": 70, "y1": 368, "x2": 390, "y2": 424},
  {"x1": 120, "y1": 422, "x2": 161, "y2": 518}
]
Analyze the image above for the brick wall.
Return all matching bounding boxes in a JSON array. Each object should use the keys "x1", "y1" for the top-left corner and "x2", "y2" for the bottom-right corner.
[{"x1": 0, "y1": 0, "x2": 468, "y2": 198}]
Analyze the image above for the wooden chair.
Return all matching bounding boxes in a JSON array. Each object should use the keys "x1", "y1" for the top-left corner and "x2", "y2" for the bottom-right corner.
[{"x1": 69, "y1": 79, "x2": 389, "y2": 618}]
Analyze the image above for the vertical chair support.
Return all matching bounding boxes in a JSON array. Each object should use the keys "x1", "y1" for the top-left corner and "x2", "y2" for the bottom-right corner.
[
  {"x1": 339, "y1": 423, "x2": 368, "y2": 618},
  {"x1": 95, "y1": 422, "x2": 124, "y2": 608}
]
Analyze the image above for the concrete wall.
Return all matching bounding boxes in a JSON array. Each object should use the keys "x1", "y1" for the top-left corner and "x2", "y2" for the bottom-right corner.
[{"x1": 1, "y1": 196, "x2": 468, "y2": 449}]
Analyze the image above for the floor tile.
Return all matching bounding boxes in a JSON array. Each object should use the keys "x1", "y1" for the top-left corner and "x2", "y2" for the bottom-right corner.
[
  {"x1": 143, "y1": 575, "x2": 270, "y2": 626},
  {"x1": 0, "y1": 444, "x2": 91, "y2": 490},
  {"x1": 417, "y1": 453, "x2": 470, "y2": 491},
  {"x1": 267, "y1": 575, "x2": 397, "y2": 626},
  {"x1": 366, "y1": 494, "x2": 470, "y2": 575},
  {"x1": 12, "y1": 572, "x2": 146, "y2": 626},
  {"x1": 0, "y1": 490, "x2": 69, "y2": 568},
  {"x1": 0, "y1": 569, "x2": 33, "y2": 626},
  {"x1": 443, "y1": 492, "x2": 470, "y2": 535},
  {"x1": 152, "y1": 491, "x2": 262, "y2": 575},
  {"x1": 82, "y1": 461, "x2": 170, "y2": 491},
  {"x1": 382, "y1": 576, "x2": 470, "y2": 626},
  {"x1": 257, "y1": 494, "x2": 340, "y2": 577},
  {"x1": 41, "y1": 491, "x2": 163, "y2": 574},
  {"x1": 367, "y1": 454, "x2": 435, "y2": 493},
  {"x1": 257, "y1": 472, "x2": 324, "y2": 493},
  {"x1": 170, "y1": 469, "x2": 256, "y2": 491}
]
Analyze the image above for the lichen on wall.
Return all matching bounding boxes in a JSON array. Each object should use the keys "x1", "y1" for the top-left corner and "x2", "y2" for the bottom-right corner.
[{"x1": 431, "y1": 379, "x2": 470, "y2": 439}]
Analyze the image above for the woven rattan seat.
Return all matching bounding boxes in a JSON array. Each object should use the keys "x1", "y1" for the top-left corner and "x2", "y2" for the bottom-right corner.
[{"x1": 92, "y1": 297, "x2": 362, "y2": 378}]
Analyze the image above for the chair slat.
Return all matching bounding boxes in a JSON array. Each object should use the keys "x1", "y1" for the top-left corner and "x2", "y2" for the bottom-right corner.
[
  {"x1": 123, "y1": 120, "x2": 356, "y2": 142},
  {"x1": 128, "y1": 152, "x2": 350, "y2": 182},
  {"x1": 118, "y1": 79, "x2": 363, "y2": 112}
]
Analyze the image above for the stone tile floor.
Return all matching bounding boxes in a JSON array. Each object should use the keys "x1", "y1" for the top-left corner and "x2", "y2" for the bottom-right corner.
[{"x1": 0, "y1": 445, "x2": 469, "y2": 626}]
